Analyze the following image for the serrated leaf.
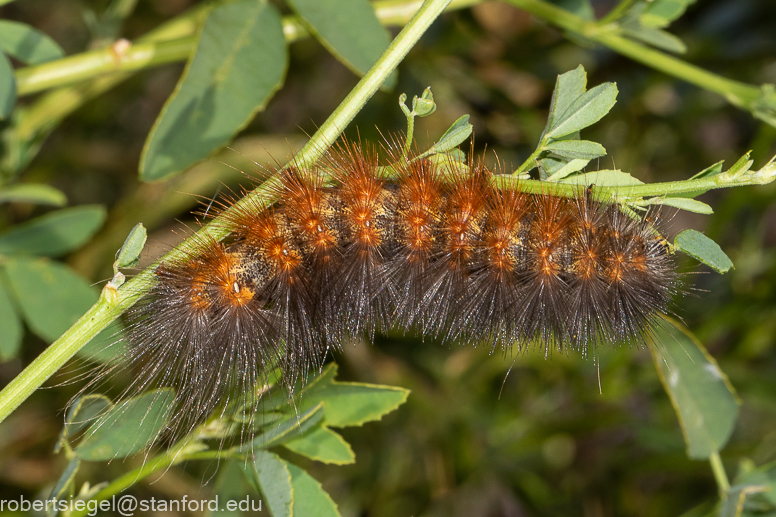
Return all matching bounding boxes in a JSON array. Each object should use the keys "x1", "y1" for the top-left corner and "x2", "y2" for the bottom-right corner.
[
  {"x1": 0, "y1": 20, "x2": 65, "y2": 64},
  {"x1": 140, "y1": 0, "x2": 287, "y2": 181},
  {"x1": 243, "y1": 450, "x2": 293, "y2": 517},
  {"x1": 674, "y1": 229, "x2": 733, "y2": 273},
  {"x1": 545, "y1": 158, "x2": 591, "y2": 181},
  {"x1": 545, "y1": 139, "x2": 606, "y2": 159},
  {"x1": 559, "y1": 169, "x2": 644, "y2": 187},
  {"x1": 245, "y1": 403, "x2": 324, "y2": 449},
  {"x1": 544, "y1": 66, "x2": 587, "y2": 139},
  {"x1": 56, "y1": 394, "x2": 113, "y2": 453},
  {"x1": 75, "y1": 389, "x2": 174, "y2": 460},
  {"x1": 5, "y1": 257, "x2": 97, "y2": 342},
  {"x1": 303, "y1": 364, "x2": 409, "y2": 427},
  {"x1": 652, "y1": 197, "x2": 713, "y2": 214},
  {"x1": 0, "y1": 205, "x2": 106, "y2": 257},
  {"x1": 114, "y1": 223, "x2": 147, "y2": 270},
  {"x1": 287, "y1": 462, "x2": 342, "y2": 517},
  {"x1": 0, "y1": 51, "x2": 16, "y2": 120},
  {"x1": 690, "y1": 160, "x2": 724, "y2": 180},
  {"x1": 287, "y1": 0, "x2": 393, "y2": 89},
  {"x1": 547, "y1": 83, "x2": 618, "y2": 139},
  {"x1": 0, "y1": 184, "x2": 67, "y2": 206},
  {"x1": 284, "y1": 425, "x2": 355, "y2": 465},
  {"x1": 650, "y1": 319, "x2": 739, "y2": 460},
  {"x1": 623, "y1": 25, "x2": 686, "y2": 53},
  {"x1": 0, "y1": 278, "x2": 22, "y2": 361},
  {"x1": 47, "y1": 458, "x2": 80, "y2": 516}
]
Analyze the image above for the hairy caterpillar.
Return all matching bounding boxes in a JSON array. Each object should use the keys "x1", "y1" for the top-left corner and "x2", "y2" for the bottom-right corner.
[{"x1": 87, "y1": 138, "x2": 678, "y2": 445}]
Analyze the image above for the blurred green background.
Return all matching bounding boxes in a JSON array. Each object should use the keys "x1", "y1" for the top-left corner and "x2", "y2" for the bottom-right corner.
[{"x1": 2, "y1": 0, "x2": 776, "y2": 515}]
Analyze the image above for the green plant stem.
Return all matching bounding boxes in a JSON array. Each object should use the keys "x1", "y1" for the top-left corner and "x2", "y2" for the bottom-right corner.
[
  {"x1": 492, "y1": 161, "x2": 776, "y2": 201},
  {"x1": 710, "y1": 452, "x2": 731, "y2": 498},
  {"x1": 68, "y1": 444, "x2": 235, "y2": 517},
  {"x1": 0, "y1": 0, "x2": 453, "y2": 426},
  {"x1": 503, "y1": 0, "x2": 763, "y2": 111},
  {"x1": 14, "y1": 0, "x2": 478, "y2": 97},
  {"x1": 514, "y1": 147, "x2": 544, "y2": 175}
]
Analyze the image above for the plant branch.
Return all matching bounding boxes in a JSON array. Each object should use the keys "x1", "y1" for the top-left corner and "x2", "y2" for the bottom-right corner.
[
  {"x1": 0, "y1": 0, "x2": 453, "y2": 425},
  {"x1": 14, "y1": 0, "x2": 479, "y2": 97},
  {"x1": 503, "y1": 0, "x2": 767, "y2": 120}
]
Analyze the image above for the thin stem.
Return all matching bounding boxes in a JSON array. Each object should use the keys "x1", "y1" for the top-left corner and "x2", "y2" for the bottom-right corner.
[
  {"x1": 709, "y1": 452, "x2": 731, "y2": 498},
  {"x1": 0, "y1": 0, "x2": 453, "y2": 425},
  {"x1": 67, "y1": 442, "x2": 236, "y2": 517},
  {"x1": 14, "y1": 0, "x2": 478, "y2": 97},
  {"x1": 503, "y1": 0, "x2": 762, "y2": 110},
  {"x1": 514, "y1": 147, "x2": 544, "y2": 175}
]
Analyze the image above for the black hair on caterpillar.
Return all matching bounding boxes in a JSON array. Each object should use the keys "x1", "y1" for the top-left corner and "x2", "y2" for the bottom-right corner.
[{"x1": 87, "y1": 138, "x2": 679, "y2": 445}]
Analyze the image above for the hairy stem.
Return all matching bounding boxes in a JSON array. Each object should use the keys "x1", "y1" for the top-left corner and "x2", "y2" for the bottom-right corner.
[{"x1": 0, "y1": 0, "x2": 453, "y2": 425}]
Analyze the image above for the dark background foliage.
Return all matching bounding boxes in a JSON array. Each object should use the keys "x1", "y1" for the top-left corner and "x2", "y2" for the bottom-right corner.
[{"x1": 1, "y1": 0, "x2": 776, "y2": 516}]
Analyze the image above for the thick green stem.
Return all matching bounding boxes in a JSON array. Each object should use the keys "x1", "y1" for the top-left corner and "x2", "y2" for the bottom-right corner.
[{"x1": 0, "y1": 0, "x2": 453, "y2": 425}]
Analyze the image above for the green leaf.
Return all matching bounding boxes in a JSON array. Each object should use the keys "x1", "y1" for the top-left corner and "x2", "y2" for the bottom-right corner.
[
  {"x1": 287, "y1": 462, "x2": 342, "y2": 517},
  {"x1": 304, "y1": 364, "x2": 409, "y2": 427},
  {"x1": 421, "y1": 115, "x2": 473, "y2": 157},
  {"x1": 650, "y1": 197, "x2": 713, "y2": 214},
  {"x1": 559, "y1": 169, "x2": 644, "y2": 187},
  {"x1": 545, "y1": 158, "x2": 591, "y2": 181},
  {"x1": 55, "y1": 394, "x2": 113, "y2": 453},
  {"x1": 75, "y1": 389, "x2": 174, "y2": 460},
  {"x1": 719, "y1": 484, "x2": 770, "y2": 517},
  {"x1": 734, "y1": 460, "x2": 776, "y2": 511},
  {"x1": 284, "y1": 425, "x2": 355, "y2": 465},
  {"x1": 727, "y1": 151, "x2": 754, "y2": 178},
  {"x1": 245, "y1": 403, "x2": 325, "y2": 449},
  {"x1": 208, "y1": 460, "x2": 258, "y2": 516},
  {"x1": 649, "y1": 319, "x2": 739, "y2": 460},
  {"x1": 5, "y1": 257, "x2": 97, "y2": 342},
  {"x1": 287, "y1": 0, "x2": 394, "y2": 88},
  {"x1": 114, "y1": 223, "x2": 147, "y2": 270},
  {"x1": 641, "y1": 0, "x2": 697, "y2": 28},
  {"x1": 0, "y1": 20, "x2": 65, "y2": 64},
  {"x1": 545, "y1": 139, "x2": 606, "y2": 159},
  {"x1": 690, "y1": 160, "x2": 724, "y2": 180},
  {"x1": 622, "y1": 25, "x2": 686, "y2": 53},
  {"x1": 544, "y1": 66, "x2": 587, "y2": 139},
  {"x1": 47, "y1": 458, "x2": 80, "y2": 516},
  {"x1": 243, "y1": 450, "x2": 293, "y2": 517},
  {"x1": 0, "y1": 184, "x2": 67, "y2": 206},
  {"x1": 0, "y1": 51, "x2": 16, "y2": 120},
  {"x1": 0, "y1": 205, "x2": 106, "y2": 257},
  {"x1": 546, "y1": 82, "x2": 618, "y2": 139},
  {"x1": 140, "y1": 0, "x2": 287, "y2": 181},
  {"x1": 674, "y1": 229, "x2": 733, "y2": 273},
  {"x1": 0, "y1": 278, "x2": 22, "y2": 361}
]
